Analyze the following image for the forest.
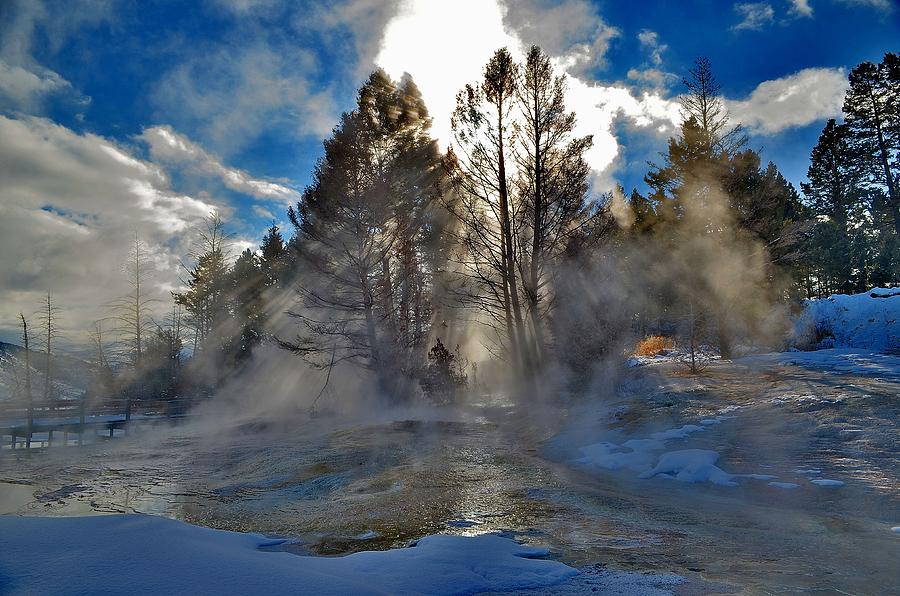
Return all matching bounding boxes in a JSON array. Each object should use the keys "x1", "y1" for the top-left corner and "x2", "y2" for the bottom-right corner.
[{"x1": 15, "y1": 49, "x2": 896, "y2": 409}]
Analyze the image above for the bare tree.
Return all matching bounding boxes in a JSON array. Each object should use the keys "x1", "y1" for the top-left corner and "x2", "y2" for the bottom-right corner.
[
  {"x1": 36, "y1": 291, "x2": 61, "y2": 403},
  {"x1": 19, "y1": 313, "x2": 33, "y2": 448}
]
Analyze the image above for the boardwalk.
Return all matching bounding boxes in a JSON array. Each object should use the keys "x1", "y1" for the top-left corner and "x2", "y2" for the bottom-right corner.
[{"x1": 0, "y1": 398, "x2": 192, "y2": 449}]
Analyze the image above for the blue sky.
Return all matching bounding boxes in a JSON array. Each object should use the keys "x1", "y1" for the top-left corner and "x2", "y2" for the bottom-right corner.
[{"x1": 0, "y1": 0, "x2": 898, "y2": 343}]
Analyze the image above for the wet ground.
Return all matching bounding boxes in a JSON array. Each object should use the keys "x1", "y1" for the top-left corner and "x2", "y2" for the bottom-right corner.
[{"x1": 1, "y1": 352, "x2": 898, "y2": 595}]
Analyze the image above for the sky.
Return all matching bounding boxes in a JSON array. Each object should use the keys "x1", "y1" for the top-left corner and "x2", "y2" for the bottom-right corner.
[{"x1": 0, "y1": 0, "x2": 897, "y2": 347}]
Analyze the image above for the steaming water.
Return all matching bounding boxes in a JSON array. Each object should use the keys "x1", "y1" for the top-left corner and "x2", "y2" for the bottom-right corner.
[{"x1": 1, "y1": 357, "x2": 898, "y2": 594}]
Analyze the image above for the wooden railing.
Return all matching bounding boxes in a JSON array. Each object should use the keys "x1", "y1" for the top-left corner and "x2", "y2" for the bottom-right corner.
[{"x1": 0, "y1": 396, "x2": 196, "y2": 449}]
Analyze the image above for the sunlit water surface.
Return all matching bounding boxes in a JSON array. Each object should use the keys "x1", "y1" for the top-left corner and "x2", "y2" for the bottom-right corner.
[{"x1": 2, "y1": 358, "x2": 899, "y2": 594}]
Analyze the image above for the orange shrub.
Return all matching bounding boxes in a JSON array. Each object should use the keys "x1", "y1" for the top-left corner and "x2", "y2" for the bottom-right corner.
[{"x1": 634, "y1": 335, "x2": 675, "y2": 356}]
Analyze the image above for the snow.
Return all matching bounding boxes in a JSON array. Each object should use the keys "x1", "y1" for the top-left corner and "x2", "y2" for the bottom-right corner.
[
  {"x1": 810, "y1": 479, "x2": 845, "y2": 487},
  {"x1": 739, "y1": 349, "x2": 900, "y2": 382},
  {"x1": 575, "y1": 416, "x2": 846, "y2": 490},
  {"x1": 0, "y1": 514, "x2": 581, "y2": 595},
  {"x1": 576, "y1": 424, "x2": 742, "y2": 487},
  {"x1": 792, "y1": 287, "x2": 899, "y2": 352},
  {"x1": 638, "y1": 449, "x2": 737, "y2": 486}
]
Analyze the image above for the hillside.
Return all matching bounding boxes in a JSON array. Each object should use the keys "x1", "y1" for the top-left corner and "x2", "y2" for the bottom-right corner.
[{"x1": 0, "y1": 341, "x2": 93, "y2": 403}]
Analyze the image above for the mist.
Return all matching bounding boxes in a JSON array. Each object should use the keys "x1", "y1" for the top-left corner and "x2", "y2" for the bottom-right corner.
[{"x1": 2, "y1": 3, "x2": 899, "y2": 595}]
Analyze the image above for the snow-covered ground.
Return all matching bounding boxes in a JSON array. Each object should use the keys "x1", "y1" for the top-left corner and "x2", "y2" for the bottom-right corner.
[
  {"x1": 792, "y1": 287, "x2": 899, "y2": 352},
  {"x1": 0, "y1": 514, "x2": 685, "y2": 595}
]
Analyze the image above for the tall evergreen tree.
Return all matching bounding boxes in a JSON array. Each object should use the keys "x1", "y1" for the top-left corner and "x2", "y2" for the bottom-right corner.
[
  {"x1": 801, "y1": 119, "x2": 868, "y2": 293},
  {"x1": 284, "y1": 70, "x2": 443, "y2": 396},
  {"x1": 514, "y1": 45, "x2": 596, "y2": 368},
  {"x1": 843, "y1": 53, "x2": 900, "y2": 236},
  {"x1": 174, "y1": 213, "x2": 232, "y2": 354},
  {"x1": 447, "y1": 48, "x2": 527, "y2": 370}
]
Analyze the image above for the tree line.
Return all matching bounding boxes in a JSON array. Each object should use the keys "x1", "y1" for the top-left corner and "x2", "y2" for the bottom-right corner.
[{"x1": 14, "y1": 49, "x2": 899, "y2": 408}]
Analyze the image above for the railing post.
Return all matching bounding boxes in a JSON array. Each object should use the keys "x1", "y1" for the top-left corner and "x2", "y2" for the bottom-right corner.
[{"x1": 79, "y1": 395, "x2": 86, "y2": 446}]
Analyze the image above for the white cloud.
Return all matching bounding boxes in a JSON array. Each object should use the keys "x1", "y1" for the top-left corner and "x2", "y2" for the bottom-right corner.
[
  {"x1": 500, "y1": 0, "x2": 620, "y2": 75},
  {"x1": 152, "y1": 43, "x2": 337, "y2": 157},
  {"x1": 0, "y1": 0, "x2": 112, "y2": 114},
  {"x1": 252, "y1": 205, "x2": 277, "y2": 220},
  {"x1": 836, "y1": 0, "x2": 893, "y2": 10},
  {"x1": 732, "y1": 2, "x2": 775, "y2": 30},
  {"x1": 627, "y1": 68, "x2": 678, "y2": 89},
  {"x1": 0, "y1": 115, "x2": 220, "y2": 342},
  {"x1": 788, "y1": 0, "x2": 813, "y2": 18},
  {"x1": 0, "y1": 60, "x2": 73, "y2": 110},
  {"x1": 375, "y1": 0, "x2": 678, "y2": 191},
  {"x1": 139, "y1": 125, "x2": 300, "y2": 204},
  {"x1": 727, "y1": 67, "x2": 848, "y2": 134},
  {"x1": 375, "y1": 0, "x2": 850, "y2": 192},
  {"x1": 637, "y1": 29, "x2": 667, "y2": 66}
]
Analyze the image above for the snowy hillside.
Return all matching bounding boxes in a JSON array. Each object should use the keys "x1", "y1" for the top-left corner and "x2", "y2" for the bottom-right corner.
[
  {"x1": 0, "y1": 342, "x2": 92, "y2": 403},
  {"x1": 792, "y1": 288, "x2": 900, "y2": 352}
]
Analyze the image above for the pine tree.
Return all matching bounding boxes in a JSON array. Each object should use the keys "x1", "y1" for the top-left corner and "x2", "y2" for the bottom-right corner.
[
  {"x1": 801, "y1": 119, "x2": 868, "y2": 293},
  {"x1": 174, "y1": 213, "x2": 232, "y2": 354},
  {"x1": 259, "y1": 223, "x2": 288, "y2": 289},
  {"x1": 514, "y1": 45, "x2": 596, "y2": 368},
  {"x1": 843, "y1": 53, "x2": 900, "y2": 236},
  {"x1": 284, "y1": 70, "x2": 443, "y2": 396},
  {"x1": 446, "y1": 48, "x2": 529, "y2": 371}
]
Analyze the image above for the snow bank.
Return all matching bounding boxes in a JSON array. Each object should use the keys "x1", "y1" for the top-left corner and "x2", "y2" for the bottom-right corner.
[
  {"x1": 793, "y1": 288, "x2": 899, "y2": 352},
  {"x1": 0, "y1": 514, "x2": 579, "y2": 595},
  {"x1": 638, "y1": 449, "x2": 737, "y2": 486},
  {"x1": 576, "y1": 423, "x2": 743, "y2": 487}
]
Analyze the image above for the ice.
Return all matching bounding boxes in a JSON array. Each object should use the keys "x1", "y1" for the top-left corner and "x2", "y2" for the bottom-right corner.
[
  {"x1": 639, "y1": 449, "x2": 737, "y2": 487},
  {"x1": 576, "y1": 420, "x2": 769, "y2": 487},
  {"x1": 768, "y1": 482, "x2": 800, "y2": 489},
  {"x1": 810, "y1": 479, "x2": 845, "y2": 487},
  {"x1": 649, "y1": 424, "x2": 705, "y2": 441},
  {"x1": 738, "y1": 474, "x2": 778, "y2": 480},
  {"x1": 0, "y1": 514, "x2": 579, "y2": 595}
]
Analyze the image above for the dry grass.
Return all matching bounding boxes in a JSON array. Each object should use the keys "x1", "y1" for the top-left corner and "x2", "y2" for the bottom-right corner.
[{"x1": 634, "y1": 335, "x2": 676, "y2": 356}]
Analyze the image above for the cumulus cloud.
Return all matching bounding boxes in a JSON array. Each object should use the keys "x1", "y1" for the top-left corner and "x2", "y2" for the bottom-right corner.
[
  {"x1": 375, "y1": 0, "x2": 847, "y2": 192},
  {"x1": 637, "y1": 30, "x2": 667, "y2": 66},
  {"x1": 787, "y1": 0, "x2": 813, "y2": 18},
  {"x1": 727, "y1": 67, "x2": 848, "y2": 134},
  {"x1": 155, "y1": 0, "x2": 400, "y2": 157},
  {"x1": 0, "y1": 115, "x2": 220, "y2": 343},
  {"x1": 139, "y1": 125, "x2": 300, "y2": 204},
  {"x1": 376, "y1": 0, "x2": 682, "y2": 191},
  {"x1": 732, "y1": 2, "x2": 775, "y2": 30},
  {"x1": 501, "y1": 0, "x2": 620, "y2": 75},
  {"x1": 0, "y1": 60, "x2": 74, "y2": 111}
]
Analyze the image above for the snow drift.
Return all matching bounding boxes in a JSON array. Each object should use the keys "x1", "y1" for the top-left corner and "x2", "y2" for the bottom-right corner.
[
  {"x1": 0, "y1": 514, "x2": 580, "y2": 595},
  {"x1": 792, "y1": 288, "x2": 899, "y2": 352}
]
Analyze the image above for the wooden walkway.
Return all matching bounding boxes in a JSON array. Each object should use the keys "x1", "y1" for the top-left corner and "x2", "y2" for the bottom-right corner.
[{"x1": 0, "y1": 398, "x2": 192, "y2": 449}]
